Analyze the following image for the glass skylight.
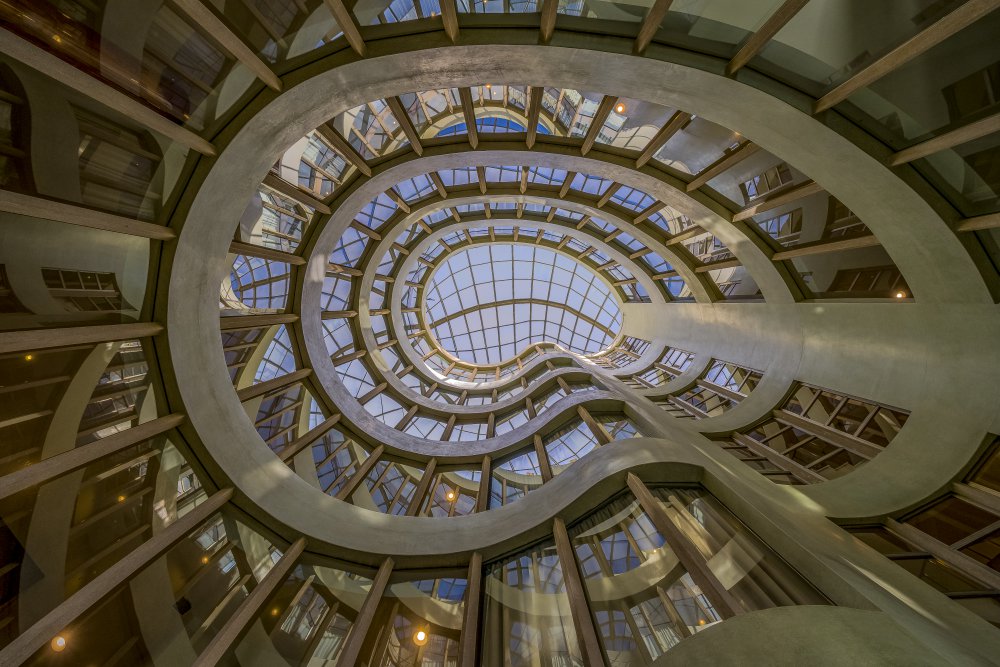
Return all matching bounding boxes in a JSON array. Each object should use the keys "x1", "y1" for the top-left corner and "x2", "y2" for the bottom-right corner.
[{"x1": 423, "y1": 244, "x2": 623, "y2": 365}]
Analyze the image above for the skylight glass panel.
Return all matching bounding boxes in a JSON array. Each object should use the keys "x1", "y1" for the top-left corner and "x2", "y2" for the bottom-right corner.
[
  {"x1": 333, "y1": 100, "x2": 408, "y2": 159},
  {"x1": 423, "y1": 244, "x2": 622, "y2": 365},
  {"x1": 553, "y1": 208, "x2": 583, "y2": 220},
  {"x1": 423, "y1": 209, "x2": 452, "y2": 226},
  {"x1": 393, "y1": 174, "x2": 436, "y2": 202},
  {"x1": 229, "y1": 257, "x2": 289, "y2": 310},
  {"x1": 255, "y1": 325, "x2": 296, "y2": 382},
  {"x1": 402, "y1": 88, "x2": 461, "y2": 135},
  {"x1": 359, "y1": 0, "x2": 442, "y2": 24},
  {"x1": 336, "y1": 359, "x2": 376, "y2": 397},
  {"x1": 322, "y1": 318, "x2": 355, "y2": 357},
  {"x1": 299, "y1": 132, "x2": 349, "y2": 196},
  {"x1": 545, "y1": 420, "x2": 600, "y2": 471},
  {"x1": 438, "y1": 167, "x2": 476, "y2": 187},
  {"x1": 364, "y1": 392, "x2": 406, "y2": 424},
  {"x1": 329, "y1": 227, "x2": 369, "y2": 266},
  {"x1": 571, "y1": 173, "x2": 612, "y2": 196},
  {"x1": 527, "y1": 166, "x2": 567, "y2": 186},
  {"x1": 458, "y1": 0, "x2": 538, "y2": 13},
  {"x1": 484, "y1": 165, "x2": 520, "y2": 182},
  {"x1": 610, "y1": 185, "x2": 655, "y2": 213},
  {"x1": 356, "y1": 192, "x2": 397, "y2": 229},
  {"x1": 321, "y1": 275, "x2": 352, "y2": 311},
  {"x1": 405, "y1": 415, "x2": 447, "y2": 439}
]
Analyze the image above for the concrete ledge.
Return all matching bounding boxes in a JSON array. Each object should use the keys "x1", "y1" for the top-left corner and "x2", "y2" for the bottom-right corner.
[{"x1": 654, "y1": 606, "x2": 958, "y2": 667}]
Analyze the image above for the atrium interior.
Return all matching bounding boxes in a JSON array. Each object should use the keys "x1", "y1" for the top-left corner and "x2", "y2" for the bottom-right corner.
[{"x1": 1, "y1": 0, "x2": 1000, "y2": 665}]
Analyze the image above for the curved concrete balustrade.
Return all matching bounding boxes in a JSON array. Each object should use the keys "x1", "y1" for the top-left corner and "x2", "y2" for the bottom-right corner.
[
  {"x1": 651, "y1": 606, "x2": 971, "y2": 666},
  {"x1": 378, "y1": 219, "x2": 661, "y2": 386},
  {"x1": 165, "y1": 39, "x2": 996, "y2": 565},
  {"x1": 624, "y1": 302, "x2": 1000, "y2": 518}
]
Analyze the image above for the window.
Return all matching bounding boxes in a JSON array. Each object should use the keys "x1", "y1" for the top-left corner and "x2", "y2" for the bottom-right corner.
[
  {"x1": 824, "y1": 265, "x2": 909, "y2": 299},
  {"x1": 714, "y1": 383, "x2": 909, "y2": 484},
  {"x1": 740, "y1": 162, "x2": 793, "y2": 202},
  {"x1": 42, "y1": 267, "x2": 134, "y2": 312}
]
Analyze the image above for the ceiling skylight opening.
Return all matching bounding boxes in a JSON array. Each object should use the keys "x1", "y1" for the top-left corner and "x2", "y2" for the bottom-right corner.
[{"x1": 423, "y1": 244, "x2": 623, "y2": 366}]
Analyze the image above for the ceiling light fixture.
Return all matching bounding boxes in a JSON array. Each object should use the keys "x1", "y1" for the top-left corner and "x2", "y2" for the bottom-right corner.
[
  {"x1": 413, "y1": 629, "x2": 429, "y2": 646},
  {"x1": 615, "y1": 102, "x2": 626, "y2": 114}
]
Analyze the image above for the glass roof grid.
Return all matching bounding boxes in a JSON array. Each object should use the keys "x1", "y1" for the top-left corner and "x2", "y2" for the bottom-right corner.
[
  {"x1": 585, "y1": 217, "x2": 616, "y2": 233},
  {"x1": 401, "y1": 287, "x2": 419, "y2": 309},
  {"x1": 424, "y1": 245, "x2": 622, "y2": 365},
  {"x1": 455, "y1": 203, "x2": 486, "y2": 213},
  {"x1": 334, "y1": 101, "x2": 406, "y2": 160},
  {"x1": 541, "y1": 230, "x2": 563, "y2": 244},
  {"x1": 685, "y1": 233, "x2": 734, "y2": 264},
  {"x1": 589, "y1": 247, "x2": 612, "y2": 265},
  {"x1": 393, "y1": 174, "x2": 436, "y2": 202},
  {"x1": 356, "y1": 192, "x2": 398, "y2": 229},
  {"x1": 545, "y1": 420, "x2": 599, "y2": 469},
  {"x1": 613, "y1": 232, "x2": 644, "y2": 252},
  {"x1": 255, "y1": 325, "x2": 296, "y2": 383},
  {"x1": 641, "y1": 251, "x2": 673, "y2": 274},
  {"x1": 376, "y1": 248, "x2": 401, "y2": 276},
  {"x1": 451, "y1": 421, "x2": 488, "y2": 441},
  {"x1": 621, "y1": 282, "x2": 650, "y2": 303},
  {"x1": 364, "y1": 392, "x2": 406, "y2": 424},
  {"x1": 229, "y1": 256, "x2": 289, "y2": 310},
  {"x1": 565, "y1": 237, "x2": 591, "y2": 254},
  {"x1": 329, "y1": 227, "x2": 369, "y2": 267},
  {"x1": 398, "y1": 92, "x2": 428, "y2": 128},
  {"x1": 571, "y1": 173, "x2": 613, "y2": 196},
  {"x1": 484, "y1": 165, "x2": 520, "y2": 183},
  {"x1": 364, "y1": 0, "x2": 442, "y2": 24},
  {"x1": 610, "y1": 185, "x2": 655, "y2": 213},
  {"x1": 438, "y1": 167, "x2": 477, "y2": 187},
  {"x1": 606, "y1": 265, "x2": 633, "y2": 283},
  {"x1": 322, "y1": 318, "x2": 356, "y2": 358},
  {"x1": 524, "y1": 203, "x2": 547, "y2": 214},
  {"x1": 308, "y1": 401, "x2": 328, "y2": 429},
  {"x1": 533, "y1": 387, "x2": 564, "y2": 415},
  {"x1": 459, "y1": 0, "x2": 539, "y2": 13},
  {"x1": 424, "y1": 209, "x2": 452, "y2": 226},
  {"x1": 497, "y1": 449, "x2": 543, "y2": 477},
  {"x1": 380, "y1": 345, "x2": 402, "y2": 372},
  {"x1": 401, "y1": 310, "x2": 421, "y2": 330},
  {"x1": 395, "y1": 225, "x2": 423, "y2": 247},
  {"x1": 553, "y1": 208, "x2": 584, "y2": 220},
  {"x1": 405, "y1": 415, "x2": 447, "y2": 439},
  {"x1": 321, "y1": 275, "x2": 352, "y2": 311},
  {"x1": 527, "y1": 166, "x2": 568, "y2": 186},
  {"x1": 371, "y1": 313, "x2": 389, "y2": 340},
  {"x1": 544, "y1": 90, "x2": 597, "y2": 138},
  {"x1": 421, "y1": 243, "x2": 448, "y2": 264},
  {"x1": 300, "y1": 133, "x2": 350, "y2": 196},
  {"x1": 662, "y1": 276, "x2": 689, "y2": 299},
  {"x1": 336, "y1": 358, "x2": 376, "y2": 398},
  {"x1": 491, "y1": 201, "x2": 517, "y2": 210},
  {"x1": 494, "y1": 408, "x2": 530, "y2": 435}
]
